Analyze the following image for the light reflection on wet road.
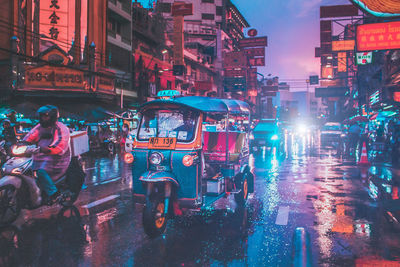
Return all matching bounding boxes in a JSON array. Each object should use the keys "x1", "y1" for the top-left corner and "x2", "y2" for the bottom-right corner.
[{"x1": 1, "y1": 136, "x2": 400, "y2": 266}]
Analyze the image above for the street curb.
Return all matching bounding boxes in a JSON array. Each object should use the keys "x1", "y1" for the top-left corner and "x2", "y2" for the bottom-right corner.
[{"x1": 293, "y1": 227, "x2": 312, "y2": 267}]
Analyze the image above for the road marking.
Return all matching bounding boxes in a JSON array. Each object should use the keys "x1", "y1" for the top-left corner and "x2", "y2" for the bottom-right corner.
[
  {"x1": 81, "y1": 195, "x2": 119, "y2": 209},
  {"x1": 275, "y1": 206, "x2": 289, "y2": 225}
]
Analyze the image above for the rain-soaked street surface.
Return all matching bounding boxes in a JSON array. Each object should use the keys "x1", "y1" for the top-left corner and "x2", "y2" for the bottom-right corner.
[{"x1": 2, "y1": 138, "x2": 400, "y2": 266}]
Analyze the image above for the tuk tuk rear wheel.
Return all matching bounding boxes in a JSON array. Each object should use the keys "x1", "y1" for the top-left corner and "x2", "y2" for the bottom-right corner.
[
  {"x1": 234, "y1": 173, "x2": 249, "y2": 206},
  {"x1": 143, "y1": 195, "x2": 167, "y2": 238}
]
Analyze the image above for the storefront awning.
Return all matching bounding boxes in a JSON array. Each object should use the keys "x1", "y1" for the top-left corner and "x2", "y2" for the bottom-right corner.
[{"x1": 1, "y1": 99, "x2": 119, "y2": 122}]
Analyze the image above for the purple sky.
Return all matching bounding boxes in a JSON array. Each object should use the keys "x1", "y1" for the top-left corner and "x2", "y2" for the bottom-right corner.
[
  {"x1": 138, "y1": 0, "x2": 352, "y2": 89},
  {"x1": 232, "y1": 0, "x2": 350, "y2": 84}
]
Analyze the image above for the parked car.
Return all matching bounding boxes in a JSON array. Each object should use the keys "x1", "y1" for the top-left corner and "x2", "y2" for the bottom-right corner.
[
  {"x1": 320, "y1": 122, "x2": 342, "y2": 147},
  {"x1": 250, "y1": 119, "x2": 282, "y2": 152}
]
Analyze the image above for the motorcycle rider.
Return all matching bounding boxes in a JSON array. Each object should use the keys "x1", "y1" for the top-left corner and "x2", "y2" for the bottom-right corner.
[
  {"x1": 1, "y1": 119, "x2": 18, "y2": 155},
  {"x1": 23, "y1": 105, "x2": 71, "y2": 204}
]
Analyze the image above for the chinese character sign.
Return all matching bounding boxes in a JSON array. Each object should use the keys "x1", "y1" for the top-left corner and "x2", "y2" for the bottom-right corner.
[
  {"x1": 357, "y1": 21, "x2": 400, "y2": 51},
  {"x1": 40, "y1": 0, "x2": 75, "y2": 52}
]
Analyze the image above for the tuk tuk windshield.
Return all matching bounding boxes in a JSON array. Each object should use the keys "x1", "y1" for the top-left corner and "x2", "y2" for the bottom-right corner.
[{"x1": 138, "y1": 109, "x2": 197, "y2": 142}]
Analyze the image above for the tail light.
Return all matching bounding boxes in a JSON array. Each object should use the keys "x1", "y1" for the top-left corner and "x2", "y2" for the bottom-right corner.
[
  {"x1": 124, "y1": 153, "x2": 134, "y2": 164},
  {"x1": 182, "y1": 155, "x2": 194, "y2": 167}
]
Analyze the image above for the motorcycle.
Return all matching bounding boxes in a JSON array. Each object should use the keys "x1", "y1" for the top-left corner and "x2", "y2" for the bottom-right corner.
[
  {"x1": 103, "y1": 136, "x2": 118, "y2": 154},
  {"x1": 0, "y1": 143, "x2": 85, "y2": 225}
]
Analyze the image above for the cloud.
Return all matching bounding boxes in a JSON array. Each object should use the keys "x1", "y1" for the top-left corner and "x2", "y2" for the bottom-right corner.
[{"x1": 287, "y1": 0, "x2": 322, "y2": 18}]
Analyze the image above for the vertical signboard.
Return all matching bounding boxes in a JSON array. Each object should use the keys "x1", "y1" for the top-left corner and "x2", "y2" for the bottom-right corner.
[
  {"x1": 338, "y1": 52, "x2": 347, "y2": 72},
  {"x1": 247, "y1": 68, "x2": 257, "y2": 90},
  {"x1": 321, "y1": 66, "x2": 333, "y2": 78},
  {"x1": 172, "y1": 2, "x2": 192, "y2": 75},
  {"x1": 173, "y1": 15, "x2": 184, "y2": 66},
  {"x1": 40, "y1": 0, "x2": 75, "y2": 52}
]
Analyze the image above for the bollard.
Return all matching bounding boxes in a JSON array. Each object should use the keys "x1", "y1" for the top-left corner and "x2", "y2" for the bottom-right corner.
[{"x1": 293, "y1": 227, "x2": 312, "y2": 267}]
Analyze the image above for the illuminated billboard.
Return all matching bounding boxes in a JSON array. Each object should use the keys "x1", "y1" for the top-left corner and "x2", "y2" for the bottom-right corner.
[
  {"x1": 332, "y1": 40, "x2": 355, "y2": 51},
  {"x1": 357, "y1": 21, "x2": 400, "y2": 51},
  {"x1": 338, "y1": 52, "x2": 347, "y2": 72},
  {"x1": 321, "y1": 66, "x2": 333, "y2": 79},
  {"x1": 356, "y1": 52, "x2": 373, "y2": 64}
]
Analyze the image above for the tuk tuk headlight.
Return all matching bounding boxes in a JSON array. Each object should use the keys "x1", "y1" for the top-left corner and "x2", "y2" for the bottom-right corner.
[{"x1": 149, "y1": 152, "x2": 163, "y2": 165}]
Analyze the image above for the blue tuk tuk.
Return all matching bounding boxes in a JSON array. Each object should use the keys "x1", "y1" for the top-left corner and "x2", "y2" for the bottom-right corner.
[{"x1": 128, "y1": 96, "x2": 254, "y2": 237}]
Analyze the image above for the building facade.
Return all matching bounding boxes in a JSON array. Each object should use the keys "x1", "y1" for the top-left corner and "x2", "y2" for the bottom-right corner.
[{"x1": 0, "y1": 0, "x2": 120, "y2": 109}]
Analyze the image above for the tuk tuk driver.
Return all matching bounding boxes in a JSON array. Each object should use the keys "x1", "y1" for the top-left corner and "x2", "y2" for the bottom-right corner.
[{"x1": 174, "y1": 112, "x2": 195, "y2": 141}]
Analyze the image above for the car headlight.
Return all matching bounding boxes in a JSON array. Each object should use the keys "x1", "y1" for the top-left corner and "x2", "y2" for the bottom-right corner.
[
  {"x1": 149, "y1": 152, "x2": 163, "y2": 165},
  {"x1": 271, "y1": 134, "x2": 279, "y2": 141}
]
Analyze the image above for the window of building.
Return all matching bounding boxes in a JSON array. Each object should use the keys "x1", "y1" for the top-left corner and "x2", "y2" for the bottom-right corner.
[
  {"x1": 202, "y1": 0, "x2": 214, "y2": 3},
  {"x1": 108, "y1": 18, "x2": 122, "y2": 35},
  {"x1": 159, "y1": 3, "x2": 171, "y2": 13},
  {"x1": 202, "y1": 13, "x2": 215, "y2": 20},
  {"x1": 216, "y1": 6, "x2": 223, "y2": 16},
  {"x1": 167, "y1": 80, "x2": 172, "y2": 90}
]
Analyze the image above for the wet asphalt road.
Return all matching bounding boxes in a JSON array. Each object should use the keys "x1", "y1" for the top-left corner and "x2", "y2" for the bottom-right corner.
[{"x1": 2, "y1": 137, "x2": 400, "y2": 266}]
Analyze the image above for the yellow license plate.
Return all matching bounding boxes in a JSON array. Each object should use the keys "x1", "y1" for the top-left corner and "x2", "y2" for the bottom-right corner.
[{"x1": 148, "y1": 137, "x2": 177, "y2": 149}]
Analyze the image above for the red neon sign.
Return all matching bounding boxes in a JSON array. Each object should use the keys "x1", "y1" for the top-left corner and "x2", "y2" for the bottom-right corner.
[{"x1": 357, "y1": 21, "x2": 400, "y2": 51}]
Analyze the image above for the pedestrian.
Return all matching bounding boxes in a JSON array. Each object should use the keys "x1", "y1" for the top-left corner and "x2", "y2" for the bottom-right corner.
[{"x1": 348, "y1": 122, "x2": 361, "y2": 156}]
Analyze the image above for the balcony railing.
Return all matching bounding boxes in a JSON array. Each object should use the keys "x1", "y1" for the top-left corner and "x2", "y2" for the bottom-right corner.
[
  {"x1": 122, "y1": 2, "x2": 131, "y2": 13},
  {"x1": 108, "y1": 31, "x2": 117, "y2": 38},
  {"x1": 121, "y1": 36, "x2": 131, "y2": 45}
]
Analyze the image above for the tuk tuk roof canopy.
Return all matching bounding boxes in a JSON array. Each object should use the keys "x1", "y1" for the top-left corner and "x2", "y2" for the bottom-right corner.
[{"x1": 140, "y1": 96, "x2": 251, "y2": 115}]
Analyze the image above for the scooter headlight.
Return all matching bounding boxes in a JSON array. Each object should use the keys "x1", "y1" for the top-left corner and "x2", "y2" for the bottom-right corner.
[
  {"x1": 11, "y1": 167, "x2": 23, "y2": 174},
  {"x1": 149, "y1": 152, "x2": 163, "y2": 165},
  {"x1": 12, "y1": 145, "x2": 27, "y2": 155}
]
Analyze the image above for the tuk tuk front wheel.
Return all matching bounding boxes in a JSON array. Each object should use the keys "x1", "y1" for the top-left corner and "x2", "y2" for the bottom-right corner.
[
  {"x1": 142, "y1": 195, "x2": 167, "y2": 238},
  {"x1": 234, "y1": 173, "x2": 249, "y2": 206}
]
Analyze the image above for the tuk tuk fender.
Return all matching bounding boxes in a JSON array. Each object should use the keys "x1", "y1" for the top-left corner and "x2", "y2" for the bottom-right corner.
[{"x1": 139, "y1": 171, "x2": 180, "y2": 187}]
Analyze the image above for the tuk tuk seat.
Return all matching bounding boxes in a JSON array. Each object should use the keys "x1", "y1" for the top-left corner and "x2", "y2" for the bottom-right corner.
[{"x1": 203, "y1": 131, "x2": 246, "y2": 162}]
